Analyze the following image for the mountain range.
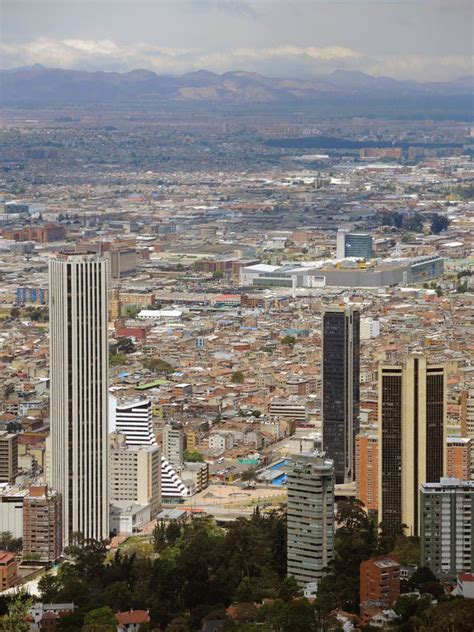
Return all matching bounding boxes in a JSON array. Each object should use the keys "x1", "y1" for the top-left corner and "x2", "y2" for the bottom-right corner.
[{"x1": 0, "y1": 64, "x2": 472, "y2": 108}]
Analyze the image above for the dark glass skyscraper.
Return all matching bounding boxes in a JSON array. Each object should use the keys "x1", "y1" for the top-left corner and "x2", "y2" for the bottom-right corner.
[{"x1": 322, "y1": 306, "x2": 360, "y2": 484}]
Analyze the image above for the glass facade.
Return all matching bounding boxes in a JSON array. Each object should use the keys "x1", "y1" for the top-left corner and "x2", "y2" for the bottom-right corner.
[{"x1": 322, "y1": 308, "x2": 360, "y2": 484}]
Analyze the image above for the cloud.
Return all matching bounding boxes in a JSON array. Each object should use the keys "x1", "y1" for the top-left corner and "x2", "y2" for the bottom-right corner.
[
  {"x1": 188, "y1": 0, "x2": 258, "y2": 19},
  {"x1": 366, "y1": 54, "x2": 474, "y2": 80},
  {"x1": 0, "y1": 37, "x2": 471, "y2": 81}
]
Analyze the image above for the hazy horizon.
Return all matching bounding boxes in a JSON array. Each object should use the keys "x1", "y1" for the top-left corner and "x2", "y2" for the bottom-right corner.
[{"x1": 1, "y1": 0, "x2": 472, "y2": 82}]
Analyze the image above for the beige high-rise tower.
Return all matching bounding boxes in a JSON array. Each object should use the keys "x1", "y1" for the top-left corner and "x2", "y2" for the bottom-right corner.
[
  {"x1": 49, "y1": 254, "x2": 109, "y2": 545},
  {"x1": 378, "y1": 354, "x2": 446, "y2": 536}
]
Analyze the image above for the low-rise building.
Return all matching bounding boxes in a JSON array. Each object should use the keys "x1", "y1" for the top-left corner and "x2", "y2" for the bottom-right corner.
[
  {"x1": 360, "y1": 556, "x2": 400, "y2": 626},
  {"x1": 0, "y1": 550, "x2": 17, "y2": 590}
]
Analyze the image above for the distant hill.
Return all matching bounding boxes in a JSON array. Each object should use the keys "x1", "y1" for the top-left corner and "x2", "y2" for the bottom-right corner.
[{"x1": 0, "y1": 65, "x2": 472, "y2": 109}]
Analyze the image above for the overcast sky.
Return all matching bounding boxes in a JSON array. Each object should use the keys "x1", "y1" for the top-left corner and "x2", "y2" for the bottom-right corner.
[{"x1": 1, "y1": 0, "x2": 472, "y2": 80}]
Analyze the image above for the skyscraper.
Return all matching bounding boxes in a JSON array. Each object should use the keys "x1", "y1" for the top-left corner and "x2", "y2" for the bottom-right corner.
[
  {"x1": 322, "y1": 306, "x2": 360, "y2": 484},
  {"x1": 49, "y1": 253, "x2": 109, "y2": 545},
  {"x1": 378, "y1": 354, "x2": 446, "y2": 536},
  {"x1": 287, "y1": 451, "x2": 334, "y2": 587}
]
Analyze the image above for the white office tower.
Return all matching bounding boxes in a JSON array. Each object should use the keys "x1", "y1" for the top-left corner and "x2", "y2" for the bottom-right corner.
[
  {"x1": 112, "y1": 401, "x2": 190, "y2": 499},
  {"x1": 287, "y1": 451, "x2": 335, "y2": 588},
  {"x1": 115, "y1": 399, "x2": 156, "y2": 446},
  {"x1": 109, "y1": 433, "x2": 161, "y2": 516},
  {"x1": 49, "y1": 254, "x2": 109, "y2": 545}
]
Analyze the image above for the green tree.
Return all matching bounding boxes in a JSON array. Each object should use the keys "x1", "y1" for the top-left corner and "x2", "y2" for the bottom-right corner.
[
  {"x1": 124, "y1": 304, "x2": 140, "y2": 319},
  {"x1": 152, "y1": 520, "x2": 168, "y2": 553},
  {"x1": 166, "y1": 521, "x2": 182, "y2": 547},
  {"x1": 101, "y1": 581, "x2": 132, "y2": 612},
  {"x1": 394, "y1": 593, "x2": 431, "y2": 624},
  {"x1": 0, "y1": 592, "x2": 32, "y2": 632},
  {"x1": 145, "y1": 357, "x2": 174, "y2": 374},
  {"x1": 404, "y1": 213, "x2": 424, "y2": 232},
  {"x1": 212, "y1": 270, "x2": 224, "y2": 280},
  {"x1": 183, "y1": 450, "x2": 204, "y2": 462},
  {"x1": 116, "y1": 337, "x2": 136, "y2": 354},
  {"x1": 241, "y1": 469, "x2": 257, "y2": 482},
  {"x1": 38, "y1": 571, "x2": 61, "y2": 602},
  {"x1": 391, "y1": 534, "x2": 420, "y2": 566},
  {"x1": 231, "y1": 371, "x2": 244, "y2": 384},
  {"x1": 430, "y1": 213, "x2": 449, "y2": 235},
  {"x1": 64, "y1": 533, "x2": 108, "y2": 583},
  {"x1": 110, "y1": 353, "x2": 127, "y2": 366},
  {"x1": 281, "y1": 335, "x2": 296, "y2": 347},
  {"x1": 0, "y1": 531, "x2": 22, "y2": 553},
  {"x1": 277, "y1": 576, "x2": 301, "y2": 601},
  {"x1": 82, "y1": 606, "x2": 117, "y2": 632},
  {"x1": 411, "y1": 596, "x2": 474, "y2": 632},
  {"x1": 10, "y1": 308, "x2": 20, "y2": 319}
]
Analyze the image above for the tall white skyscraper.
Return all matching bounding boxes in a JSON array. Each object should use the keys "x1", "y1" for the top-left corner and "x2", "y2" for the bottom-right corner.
[{"x1": 49, "y1": 253, "x2": 109, "y2": 545}]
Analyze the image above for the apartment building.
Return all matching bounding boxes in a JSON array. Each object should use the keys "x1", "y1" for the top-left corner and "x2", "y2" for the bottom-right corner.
[{"x1": 22, "y1": 484, "x2": 62, "y2": 563}]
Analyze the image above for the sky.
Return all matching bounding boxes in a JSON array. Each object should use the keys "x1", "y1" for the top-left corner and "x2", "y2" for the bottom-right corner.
[{"x1": 1, "y1": 0, "x2": 472, "y2": 81}]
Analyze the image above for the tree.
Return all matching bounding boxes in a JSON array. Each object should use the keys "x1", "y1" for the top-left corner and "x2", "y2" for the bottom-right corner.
[
  {"x1": 430, "y1": 213, "x2": 449, "y2": 235},
  {"x1": 145, "y1": 357, "x2": 174, "y2": 374},
  {"x1": 391, "y1": 534, "x2": 420, "y2": 566},
  {"x1": 277, "y1": 576, "x2": 301, "y2": 601},
  {"x1": 116, "y1": 337, "x2": 135, "y2": 354},
  {"x1": 183, "y1": 450, "x2": 204, "y2": 462},
  {"x1": 10, "y1": 308, "x2": 20, "y2": 319},
  {"x1": 0, "y1": 591, "x2": 33, "y2": 632},
  {"x1": 124, "y1": 305, "x2": 140, "y2": 319},
  {"x1": 408, "y1": 566, "x2": 438, "y2": 591},
  {"x1": 82, "y1": 606, "x2": 117, "y2": 632},
  {"x1": 394, "y1": 593, "x2": 430, "y2": 624},
  {"x1": 231, "y1": 371, "x2": 244, "y2": 384},
  {"x1": 38, "y1": 572, "x2": 61, "y2": 602},
  {"x1": 411, "y1": 596, "x2": 474, "y2": 632},
  {"x1": 281, "y1": 335, "x2": 296, "y2": 347},
  {"x1": 241, "y1": 469, "x2": 257, "y2": 482},
  {"x1": 0, "y1": 532, "x2": 22, "y2": 553},
  {"x1": 64, "y1": 533, "x2": 108, "y2": 583},
  {"x1": 101, "y1": 581, "x2": 132, "y2": 612},
  {"x1": 404, "y1": 213, "x2": 424, "y2": 232},
  {"x1": 6, "y1": 421, "x2": 22, "y2": 434},
  {"x1": 212, "y1": 270, "x2": 224, "y2": 280},
  {"x1": 152, "y1": 520, "x2": 168, "y2": 553},
  {"x1": 110, "y1": 353, "x2": 127, "y2": 366}
]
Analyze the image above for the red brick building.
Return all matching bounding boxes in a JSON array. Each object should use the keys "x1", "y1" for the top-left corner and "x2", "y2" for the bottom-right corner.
[
  {"x1": 360, "y1": 556, "x2": 400, "y2": 626},
  {"x1": 23, "y1": 485, "x2": 62, "y2": 563},
  {"x1": 355, "y1": 433, "x2": 379, "y2": 512},
  {"x1": 0, "y1": 551, "x2": 17, "y2": 590}
]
